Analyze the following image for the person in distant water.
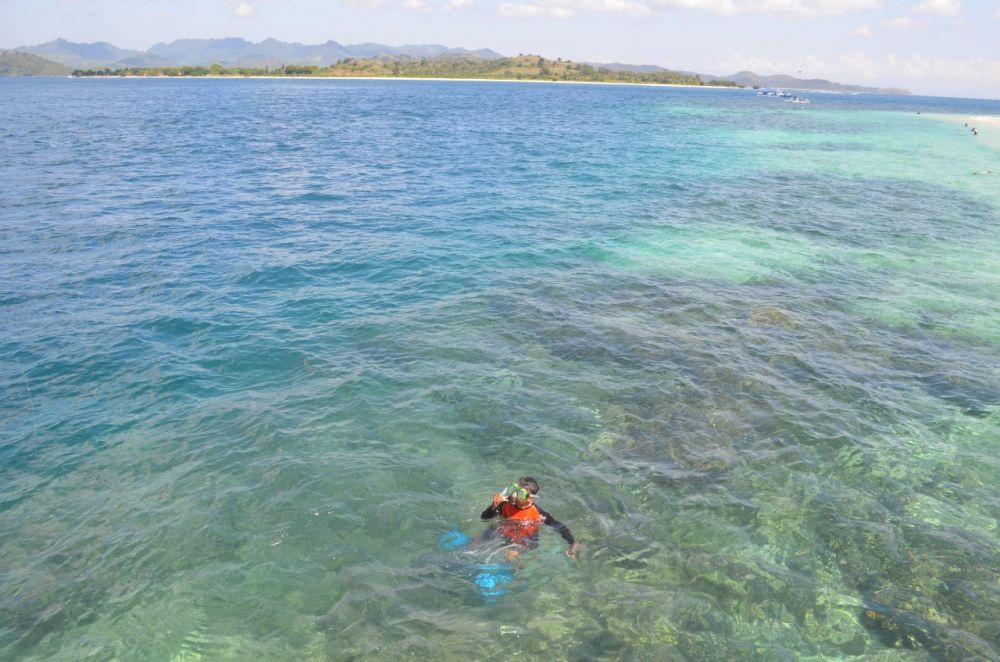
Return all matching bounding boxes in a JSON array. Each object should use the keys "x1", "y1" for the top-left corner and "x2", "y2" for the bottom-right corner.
[{"x1": 480, "y1": 476, "x2": 581, "y2": 561}]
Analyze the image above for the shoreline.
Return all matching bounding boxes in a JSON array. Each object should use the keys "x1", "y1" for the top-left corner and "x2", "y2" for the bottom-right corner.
[
  {"x1": 966, "y1": 114, "x2": 1000, "y2": 126},
  {"x1": 923, "y1": 111, "x2": 1000, "y2": 129},
  {"x1": 922, "y1": 112, "x2": 1000, "y2": 158},
  {"x1": 70, "y1": 74, "x2": 740, "y2": 90}
]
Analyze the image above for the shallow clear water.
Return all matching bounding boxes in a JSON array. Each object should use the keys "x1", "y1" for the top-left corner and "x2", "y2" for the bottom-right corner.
[{"x1": 2, "y1": 78, "x2": 1000, "y2": 660}]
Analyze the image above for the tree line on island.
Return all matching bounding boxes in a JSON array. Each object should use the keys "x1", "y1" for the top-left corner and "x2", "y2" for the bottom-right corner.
[
  {"x1": 70, "y1": 53, "x2": 741, "y2": 87},
  {"x1": 6, "y1": 38, "x2": 910, "y2": 93}
]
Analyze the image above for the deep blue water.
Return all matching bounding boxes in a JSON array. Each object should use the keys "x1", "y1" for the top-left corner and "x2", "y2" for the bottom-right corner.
[{"x1": 2, "y1": 77, "x2": 1000, "y2": 660}]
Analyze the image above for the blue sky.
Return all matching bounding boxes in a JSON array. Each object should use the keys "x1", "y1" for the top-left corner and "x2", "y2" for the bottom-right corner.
[{"x1": 2, "y1": 0, "x2": 999, "y2": 98}]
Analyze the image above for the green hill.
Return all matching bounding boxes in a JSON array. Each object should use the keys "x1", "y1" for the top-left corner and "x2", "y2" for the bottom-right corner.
[
  {"x1": 71, "y1": 53, "x2": 741, "y2": 88},
  {"x1": 0, "y1": 51, "x2": 72, "y2": 76}
]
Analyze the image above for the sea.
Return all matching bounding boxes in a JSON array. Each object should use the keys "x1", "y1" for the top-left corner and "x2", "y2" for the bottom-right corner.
[{"x1": 1, "y1": 77, "x2": 999, "y2": 660}]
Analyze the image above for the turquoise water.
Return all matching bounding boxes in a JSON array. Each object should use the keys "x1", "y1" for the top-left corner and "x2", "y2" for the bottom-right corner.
[{"x1": 2, "y1": 78, "x2": 1000, "y2": 660}]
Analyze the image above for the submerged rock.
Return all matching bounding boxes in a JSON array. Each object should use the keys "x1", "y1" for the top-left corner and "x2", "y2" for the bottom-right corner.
[
  {"x1": 748, "y1": 306, "x2": 795, "y2": 329},
  {"x1": 803, "y1": 606, "x2": 867, "y2": 655},
  {"x1": 860, "y1": 602, "x2": 998, "y2": 661}
]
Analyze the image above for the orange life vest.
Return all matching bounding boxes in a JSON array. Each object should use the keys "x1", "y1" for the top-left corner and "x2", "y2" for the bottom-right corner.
[{"x1": 497, "y1": 502, "x2": 543, "y2": 542}]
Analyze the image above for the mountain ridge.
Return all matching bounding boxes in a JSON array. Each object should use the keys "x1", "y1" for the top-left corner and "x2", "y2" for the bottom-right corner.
[
  {"x1": 596, "y1": 63, "x2": 908, "y2": 95},
  {"x1": 722, "y1": 70, "x2": 908, "y2": 95},
  {"x1": 11, "y1": 38, "x2": 909, "y2": 94},
  {"x1": 16, "y1": 37, "x2": 504, "y2": 69}
]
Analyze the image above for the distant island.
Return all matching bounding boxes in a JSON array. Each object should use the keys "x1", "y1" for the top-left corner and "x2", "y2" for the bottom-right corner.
[
  {"x1": 724, "y1": 71, "x2": 909, "y2": 96},
  {"x1": 67, "y1": 54, "x2": 741, "y2": 87},
  {"x1": 3, "y1": 37, "x2": 910, "y2": 94},
  {"x1": 595, "y1": 64, "x2": 910, "y2": 95}
]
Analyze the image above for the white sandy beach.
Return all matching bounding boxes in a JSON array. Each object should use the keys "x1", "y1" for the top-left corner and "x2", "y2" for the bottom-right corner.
[
  {"x1": 965, "y1": 115, "x2": 1000, "y2": 154},
  {"x1": 967, "y1": 115, "x2": 1000, "y2": 126},
  {"x1": 922, "y1": 112, "x2": 1000, "y2": 155},
  {"x1": 108, "y1": 74, "x2": 735, "y2": 90}
]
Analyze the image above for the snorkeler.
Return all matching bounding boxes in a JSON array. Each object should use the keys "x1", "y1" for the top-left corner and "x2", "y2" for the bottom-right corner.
[{"x1": 480, "y1": 477, "x2": 581, "y2": 561}]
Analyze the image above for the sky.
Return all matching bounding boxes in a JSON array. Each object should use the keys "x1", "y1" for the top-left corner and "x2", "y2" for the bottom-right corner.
[{"x1": 2, "y1": 0, "x2": 999, "y2": 98}]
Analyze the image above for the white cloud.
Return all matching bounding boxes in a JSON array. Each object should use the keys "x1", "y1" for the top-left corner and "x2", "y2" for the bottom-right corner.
[
  {"x1": 347, "y1": 0, "x2": 449, "y2": 9},
  {"x1": 593, "y1": 0, "x2": 652, "y2": 13},
  {"x1": 913, "y1": 0, "x2": 960, "y2": 17},
  {"x1": 496, "y1": 0, "x2": 881, "y2": 17},
  {"x1": 712, "y1": 52, "x2": 829, "y2": 75},
  {"x1": 885, "y1": 54, "x2": 1000, "y2": 82},
  {"x1": 750, "y1": 0, "x2": 882, "y2": 16},
  {"x1": 881, "y1": 15, "x2": 919, "y2": 30},
  {"x1": 837, "y1": 51, "x2": 879, "y2": 79},
  {"x1": 852, "y1": 24, "x2": 872, "y2": 36},
  {"x1": 994, "y1": 4, "x2": 1000, "y2": 17},
  {"x1": 499, "y1": 0, "x2": 650, "y2": 17},
  {"x1": 346, "y1": 0, "x2": 470, "y2": 10},
  {"x1": 649, "y1": 0, "x2": 737, "y2": 14},
  {"x1": 711, "y1": 50, "x2": 1000, "y2": 94},
  {"x1": 233, "y1": 1, "x2": 254, "y2": 17},
  {"x1": 499, "y1": 2, "x2": 551, "y2": 16},
  {"x1": 653, "y1": 0, "x2": 881, "y2": 16},
  {"x1": 839, "y1": 53, "x2": 960, "y2": 85},
  {"x1": 886, "y1": 54, "x2": 930, "y2": 78}
]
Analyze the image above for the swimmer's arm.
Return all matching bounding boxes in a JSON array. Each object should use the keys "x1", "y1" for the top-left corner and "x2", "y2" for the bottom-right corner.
[
  {"x1": 481, "y1": 492, "x2": 507, "y2": 520},
  {"x1": 536, "y1": 507, "x2": 575, "y2": 546}
]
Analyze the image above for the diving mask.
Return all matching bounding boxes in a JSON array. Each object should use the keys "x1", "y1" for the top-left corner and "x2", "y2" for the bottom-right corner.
[{"x1": 502, "y1": 482, "x2": 531, "y2": 501}]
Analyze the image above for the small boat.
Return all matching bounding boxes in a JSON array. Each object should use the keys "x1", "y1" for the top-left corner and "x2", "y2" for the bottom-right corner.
[
  {"x1": 757, "y1": 88, "x2": 794, "y2": 98},
  {"x1": 787, "y1": 95, "x2": 810, "y2": 104}
]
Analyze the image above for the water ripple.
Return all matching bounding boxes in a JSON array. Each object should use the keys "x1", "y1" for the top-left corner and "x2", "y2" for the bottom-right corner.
[{"x1": 1, "y1": 78, "x2": 999, "y2": 660}]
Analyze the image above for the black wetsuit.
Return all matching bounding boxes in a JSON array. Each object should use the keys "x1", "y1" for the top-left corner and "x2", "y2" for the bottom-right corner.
[{"x1": 480, "y1": 502, "x2": 576, "y2": 549}]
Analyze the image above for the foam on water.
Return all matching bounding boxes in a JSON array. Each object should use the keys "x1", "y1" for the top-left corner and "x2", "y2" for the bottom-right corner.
[{"x1": 2, "y1": 78, "x2": 1000, "y2": 659}]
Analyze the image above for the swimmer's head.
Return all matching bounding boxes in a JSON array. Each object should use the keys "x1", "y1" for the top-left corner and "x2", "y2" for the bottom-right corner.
[
  {"x1": 503, "y1": 477, "x2": 539, "y2": 506},
  {"x1": 516, "y1": 477, "x2": 539, "y2": 495}
]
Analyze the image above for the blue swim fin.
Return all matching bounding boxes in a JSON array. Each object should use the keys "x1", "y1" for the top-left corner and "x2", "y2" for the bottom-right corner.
[
  {"x1": 474, "y1": 563, "x2": 514, "y2": 600},
  {"x1": 438, "y1": 529, "x2": 471, "y2": 551}
]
